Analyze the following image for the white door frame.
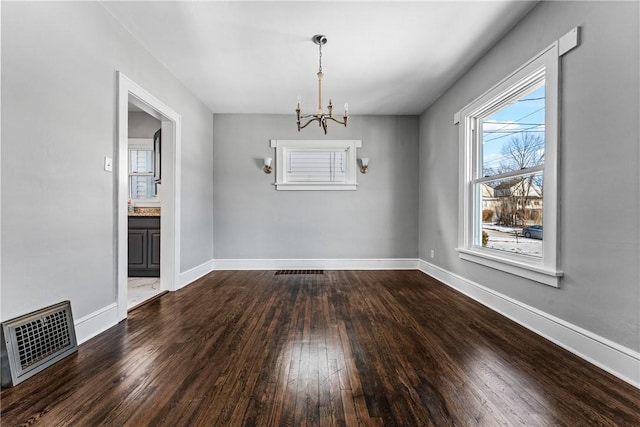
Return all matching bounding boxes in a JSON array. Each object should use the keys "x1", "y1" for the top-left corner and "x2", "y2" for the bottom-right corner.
[{"x1": 117, "y1": 72, "x2": 182, "y2": 321}]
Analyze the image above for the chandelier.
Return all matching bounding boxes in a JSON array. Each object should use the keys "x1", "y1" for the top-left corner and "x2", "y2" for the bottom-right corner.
[{"x1": 296, "y1": 34, "x2": 348, "y2": 134}]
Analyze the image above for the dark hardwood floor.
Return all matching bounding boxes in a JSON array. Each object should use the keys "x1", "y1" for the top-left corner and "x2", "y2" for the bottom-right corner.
[{"x1": 1, "y1": 270, "x2": 639, "y2": 426}]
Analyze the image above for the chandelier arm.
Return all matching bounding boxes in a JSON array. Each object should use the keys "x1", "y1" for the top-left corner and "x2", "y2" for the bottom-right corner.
[
  {"x1": 298, "y1": 117, "x2": 320, "y2": 131},
  {"x1": 327, "y1": 116, "x2": 348, "y2": 127},
  {"x1": 299, "y1": 113, "x2": 321, "y2": 119}
]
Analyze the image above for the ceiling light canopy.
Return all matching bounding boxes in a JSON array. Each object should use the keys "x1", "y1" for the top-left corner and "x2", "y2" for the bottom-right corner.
[{"x1": 296, "y1": 35, "x2": 348, "y2": 134}]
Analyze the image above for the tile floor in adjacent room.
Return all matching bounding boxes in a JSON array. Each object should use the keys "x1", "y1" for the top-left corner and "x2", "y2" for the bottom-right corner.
[{"x1": 127, "y1": 277, "x2": 162, "y2": 309}]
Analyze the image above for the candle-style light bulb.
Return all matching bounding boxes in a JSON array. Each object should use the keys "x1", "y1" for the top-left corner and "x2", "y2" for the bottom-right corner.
[
  {"x1": 263, "y1": 157, "x2": 273, "y2": 174},
  {"x1": 344, "y1": 103, "x2": 349, "y2": 116},
  {"x1": 296, "y1": 96, "x2": 301, "y2": 109}
]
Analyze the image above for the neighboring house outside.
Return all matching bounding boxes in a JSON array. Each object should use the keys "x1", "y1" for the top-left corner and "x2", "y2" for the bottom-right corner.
[{"x1": 482, "y1": 178, "x2": 542, "y2": 226}]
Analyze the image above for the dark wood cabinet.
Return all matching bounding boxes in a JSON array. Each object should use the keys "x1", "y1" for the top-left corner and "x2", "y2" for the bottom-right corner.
[
  {"x1": 128, "y1": 216, "x2": 160, "y2": 277},
  {"x1": 128, "y1": 229, "x2": 147, "y2": 269},
  {"x1": 148, "y1": 229, "x2": 161, "y2": 269}
]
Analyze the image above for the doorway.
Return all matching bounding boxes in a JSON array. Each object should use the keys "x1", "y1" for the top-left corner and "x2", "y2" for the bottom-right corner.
[
  {"x1": 127, "y1": 106, "x2": 163, "y2": 309},
  {"x1": 117, "y1": 72, "x2": 182, "y2": 321}
]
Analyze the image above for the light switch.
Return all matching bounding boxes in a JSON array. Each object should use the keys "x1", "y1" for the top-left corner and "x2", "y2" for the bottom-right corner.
[{"x1": 104, "y1": 156, "x2": 113, "y2": 172}]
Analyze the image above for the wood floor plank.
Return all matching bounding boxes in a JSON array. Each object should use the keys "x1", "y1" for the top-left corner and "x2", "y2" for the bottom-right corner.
[{"x1": 1, "y1": 270, "x2": 638, "y2": 426}]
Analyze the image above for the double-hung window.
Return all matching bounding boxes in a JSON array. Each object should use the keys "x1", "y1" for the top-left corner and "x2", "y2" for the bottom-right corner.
[
  {"x1": 270, "y1": 140, "x2": 361, "y2": 190},
  {"x1": 128, "y1": 138, "x2": 156, "y2": 200},
  {"x1": 457, "y1": 42, "x2": 564, "y2": 287}
]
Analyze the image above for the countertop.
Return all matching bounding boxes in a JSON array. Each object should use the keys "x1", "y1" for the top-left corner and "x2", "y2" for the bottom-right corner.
[{"x1": 128, "y1": 207, "x2": 161, "y2": 217}]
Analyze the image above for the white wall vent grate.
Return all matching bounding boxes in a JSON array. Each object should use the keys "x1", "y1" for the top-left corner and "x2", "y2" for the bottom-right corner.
[{"x1": 1, "y1": 301, "x2": 77, "y2": 388}]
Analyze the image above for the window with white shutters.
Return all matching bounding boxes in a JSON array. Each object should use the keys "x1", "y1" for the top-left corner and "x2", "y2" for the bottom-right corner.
[
  {"x1": 270, "y1": 140, "x2": 362, "y2": 191},
  {"x1": 287, "y1": 150, "x2": 347, "y2": 183},
  {"x1": 128, "y1": 138, "x2": 157, "y2": 199}
]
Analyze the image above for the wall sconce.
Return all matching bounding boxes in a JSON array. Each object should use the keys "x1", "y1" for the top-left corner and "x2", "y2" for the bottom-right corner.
[
  {"x1": 263, "y1": 157, "x2": 273, "y2": 174},
  {"x1": 359, "y1": 157, "x2": 369, "y2": 174}
]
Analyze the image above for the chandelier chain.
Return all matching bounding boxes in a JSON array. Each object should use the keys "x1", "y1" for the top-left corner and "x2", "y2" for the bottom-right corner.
[{"x1": 318, "y1": 41, "x2": 323, "y2": 73}]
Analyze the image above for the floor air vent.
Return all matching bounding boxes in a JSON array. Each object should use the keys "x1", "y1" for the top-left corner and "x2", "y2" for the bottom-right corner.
[
  {"x1": 1, "y1": 301, "x2": 77, "y2": 388},
  {"x1": 275, "y1": 270, "x2": 325, "y2": 275}
]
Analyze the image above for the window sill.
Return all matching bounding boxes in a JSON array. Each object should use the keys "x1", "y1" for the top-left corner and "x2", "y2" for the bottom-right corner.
[
  {"x1": 273, "y1": 183, "x2": 358, "y2": 191},
  {"x1": 456, "y1": 247, "x2": 562, "y2": 288}
]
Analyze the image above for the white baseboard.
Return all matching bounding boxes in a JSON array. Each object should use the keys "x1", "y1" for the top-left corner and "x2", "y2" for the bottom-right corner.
[
  {"x1": 74, "y1": 303, "x2": 118, "y2": 345},
  {"x1": 212, "y1": 258, "x2": 419, "y2": 271},
  {"x1": 74, "y1": 258, "x2": 215, "y2": 347},
  {"x1": 178, "y1": 259, "x2": 215, "y2": 289},
  {"x1": 418, "y1": 259, "x2": 640, "y2": 388}
]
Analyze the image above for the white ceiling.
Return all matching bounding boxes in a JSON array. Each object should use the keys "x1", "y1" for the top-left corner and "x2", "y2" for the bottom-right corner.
[{"x1": 102, "y1": 1, "x2": 538, "y2": 115}]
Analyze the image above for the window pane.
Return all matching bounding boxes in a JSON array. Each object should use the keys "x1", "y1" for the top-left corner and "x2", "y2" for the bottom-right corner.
[
  {"x1": 130, "y1": 149, "x2": 154, "y2": 174},
  {"x1": 287, "y1": 150, "x2": 347, "y2": 183},
  {"x1": 479, "y1": 172, "x2": 543, "y2": 257},
  {"x1": 481, "y1": 83, "x2": 545, "y2": 178},
  {"x1": 130, "y1": 175, "x2": 156, "y2": 199}
]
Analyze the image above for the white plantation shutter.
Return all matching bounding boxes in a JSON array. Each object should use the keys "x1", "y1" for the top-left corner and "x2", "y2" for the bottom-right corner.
[
  {"x1": 130, "y1": 149, "x2": 154, "y2": 174},
  {"x1": 287, "y1": 150, "x2": 347, "y2": 183},
  {"x1": 270, "y1": 140, "x2": 362, "y2": 190},
  {"x1": 128, "y1": 139, "x2": 156, "y2": 199}
]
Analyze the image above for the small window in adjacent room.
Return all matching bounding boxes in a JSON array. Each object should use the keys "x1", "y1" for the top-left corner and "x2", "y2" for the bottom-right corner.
[
  {"x1": 270, "y1": 140, "x2": 362, "y2": 190},
  {"x1": 456, "y1": 42, "x2": 564, "y2": 287},
  {"x1": 128, "y1": 138, "x2": 157, "y2": 199}
]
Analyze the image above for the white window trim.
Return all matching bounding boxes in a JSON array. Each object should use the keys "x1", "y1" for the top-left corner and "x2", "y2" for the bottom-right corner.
[
  {"x1": 270, "y1": 139, "x2": 362, "y2": 191},
  {"x1": 128, "y1": 137, "x2": 153, "y2": 150},
  {"x1": 456, "y1": 41, "x2": 565, "y2": 288}
]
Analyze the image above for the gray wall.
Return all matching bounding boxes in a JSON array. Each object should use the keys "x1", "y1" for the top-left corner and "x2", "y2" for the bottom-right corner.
[
  {"x1": 419, "y1": 1, "x2": 639, "y2": 350},
  {"x1": 1, "y1": 2, "x2": 214, "y2": 321},
  {"x1": 212, "y1": 115, "x2": 419, "y2": 259},
  {"x1": 128, "y1": 111, "x2": 160, "y2": 139}
]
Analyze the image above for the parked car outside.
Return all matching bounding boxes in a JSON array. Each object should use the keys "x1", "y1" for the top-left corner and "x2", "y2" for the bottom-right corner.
[{"x1": 522, "y1": 225, "x2": 543, "y2": 239}]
